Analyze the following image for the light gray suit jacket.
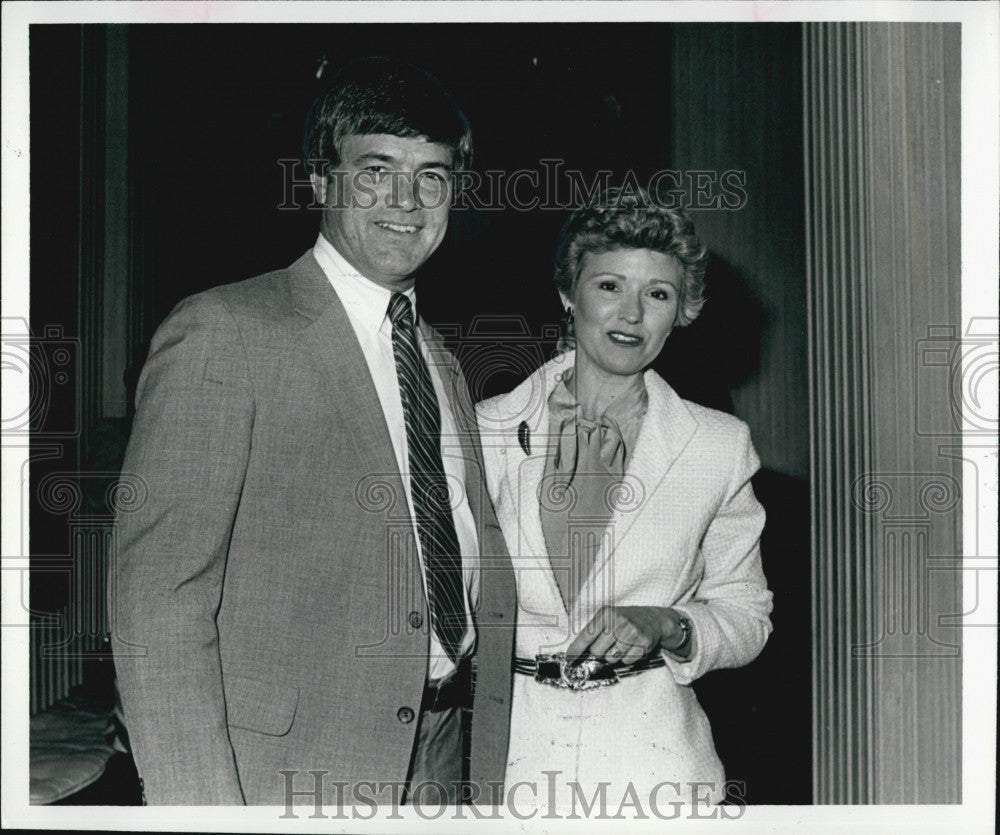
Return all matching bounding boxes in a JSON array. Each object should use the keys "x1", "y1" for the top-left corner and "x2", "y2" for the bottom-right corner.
[{"x1": 111, "y1": 251, "x2": 516, "y2": 805}]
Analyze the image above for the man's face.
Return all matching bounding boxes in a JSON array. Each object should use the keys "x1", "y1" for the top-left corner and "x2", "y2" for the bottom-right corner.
[{"x1": 316, "y1": 133, "x2": 454, "y2": 292}]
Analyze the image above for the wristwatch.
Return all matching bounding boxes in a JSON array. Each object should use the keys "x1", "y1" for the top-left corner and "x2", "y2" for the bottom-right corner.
[{"x1": 670, "y1": 616, "x2": 692, "y2": 652}]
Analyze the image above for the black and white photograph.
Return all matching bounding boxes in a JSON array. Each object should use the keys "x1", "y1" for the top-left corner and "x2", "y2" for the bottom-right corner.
[{"x1": 2, "y1": 1, "x2": 996, "y2": 831}]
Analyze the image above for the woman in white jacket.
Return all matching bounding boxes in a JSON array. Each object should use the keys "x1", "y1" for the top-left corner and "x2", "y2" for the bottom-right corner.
[{"x1": 476, "y1": 188, "x2": 773, "y2": 812}]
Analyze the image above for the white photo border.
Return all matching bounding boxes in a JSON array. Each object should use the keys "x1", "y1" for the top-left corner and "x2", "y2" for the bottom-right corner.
[{"x1": 2, "y1": 2, "x2": 996, "y2": 832}]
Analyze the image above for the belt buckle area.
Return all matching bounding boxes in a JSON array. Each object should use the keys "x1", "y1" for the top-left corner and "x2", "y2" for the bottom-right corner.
[{"x1": 534, "y1": 653, "x2": 620, "y2": 691}]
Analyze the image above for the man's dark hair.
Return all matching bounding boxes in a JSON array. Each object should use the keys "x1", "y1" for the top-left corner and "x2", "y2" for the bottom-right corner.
[{"x1": 303, "y1": 56, "x2": 472, "y2": 177}]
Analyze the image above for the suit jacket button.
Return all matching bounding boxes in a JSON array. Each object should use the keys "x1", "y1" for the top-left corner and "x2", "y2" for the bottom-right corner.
[
  {"x1": 408, "y1": 611, "x2": 423, "y2": 629},
  {"x1": 397, "y1": 707, "x2": 415, "y2": 724}
]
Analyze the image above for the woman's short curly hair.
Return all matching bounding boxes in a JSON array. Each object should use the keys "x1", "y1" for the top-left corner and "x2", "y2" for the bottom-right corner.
[{"x1": 554, "y1": 187, "x2": 708, "y2": 327}]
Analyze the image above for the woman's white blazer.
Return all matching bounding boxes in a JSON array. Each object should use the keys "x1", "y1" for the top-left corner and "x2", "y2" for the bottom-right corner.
[{"x1": 475, "y1": 351, "x2": 774, "y2": 801}]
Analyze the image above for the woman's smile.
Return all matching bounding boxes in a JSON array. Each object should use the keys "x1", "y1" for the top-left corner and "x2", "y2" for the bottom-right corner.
[
  {"x1": 606, "y1": 330, "x2": 645, "y2": 346},
  {"x1": 562, "y1": 247, "x2": 683, "y2": 390}
]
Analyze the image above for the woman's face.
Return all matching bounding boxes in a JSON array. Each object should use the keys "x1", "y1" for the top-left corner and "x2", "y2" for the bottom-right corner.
[{"x1": 562, "y1": 248, "x2": 683, "y2": 383}]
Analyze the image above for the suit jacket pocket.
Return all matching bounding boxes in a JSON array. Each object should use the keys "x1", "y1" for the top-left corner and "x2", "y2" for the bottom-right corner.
[{"x1": 224, "y1": 673, "x2": 299, "y2": 736}]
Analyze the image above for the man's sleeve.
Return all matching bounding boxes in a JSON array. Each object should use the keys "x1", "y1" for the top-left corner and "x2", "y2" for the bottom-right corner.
[
  {"x1": 110, "y1": 293, "x2": 253, "y2": 804},
  {"x1": 660, "y1": 422, "x2": 773, "y2": 684}
]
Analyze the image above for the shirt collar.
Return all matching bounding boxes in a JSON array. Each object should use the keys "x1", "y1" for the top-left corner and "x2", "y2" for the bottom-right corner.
[{"x1": 312, "y1": 233, "x2": 418, "y2": 336}]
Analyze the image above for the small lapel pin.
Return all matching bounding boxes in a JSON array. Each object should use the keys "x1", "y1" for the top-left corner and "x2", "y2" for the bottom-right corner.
[{"x1": 517, "y1": 421, "x2": 531, "y2": 456}]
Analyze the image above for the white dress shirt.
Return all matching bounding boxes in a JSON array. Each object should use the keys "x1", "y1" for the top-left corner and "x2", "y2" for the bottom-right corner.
[{"x1": 313, "y1": 234, "x2": 479, "y2": 683}]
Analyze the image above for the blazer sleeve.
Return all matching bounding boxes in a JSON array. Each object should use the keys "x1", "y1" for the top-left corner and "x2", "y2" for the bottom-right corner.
[
  {"x1": 110, "y1": 293, "x2": 253, "y2": 804},
  {"x1": 661, "y1": 421, "x2": 773, "y2": 685}
]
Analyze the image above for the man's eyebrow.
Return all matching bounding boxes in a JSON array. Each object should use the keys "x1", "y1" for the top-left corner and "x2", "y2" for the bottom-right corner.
[
  {"x1": 416, "y1": 159, "x2": 453, "y2": 171},
  {"x1": 351, "y1": 152, "x2": 453, "y2": 170},
  {"x1": 352, "y1": 152, "x2": 396, "y2": 165}
]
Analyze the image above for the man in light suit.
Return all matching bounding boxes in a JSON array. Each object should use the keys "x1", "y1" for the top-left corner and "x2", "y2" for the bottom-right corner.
[{"x1": 111, "y1": 57, "x2": 516, "y2": 807}]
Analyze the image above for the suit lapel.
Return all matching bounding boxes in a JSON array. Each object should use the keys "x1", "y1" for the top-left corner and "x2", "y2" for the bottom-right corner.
[{"x1": 287, "y1": 252, "x2": 399, "y2": 479}]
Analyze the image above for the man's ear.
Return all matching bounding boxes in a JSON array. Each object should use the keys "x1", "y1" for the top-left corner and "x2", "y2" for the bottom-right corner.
[
  {"x1": 558, "y1": 290, "x2": 572, "y2": 311},
  {"x1": 310, "y1": 173, "x2": 327, "y2": 205}
]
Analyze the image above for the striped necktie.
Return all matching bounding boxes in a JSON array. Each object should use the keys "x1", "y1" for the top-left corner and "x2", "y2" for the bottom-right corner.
[{"x1": 387, "y1": 292, "x2": 465, "y2": 663}]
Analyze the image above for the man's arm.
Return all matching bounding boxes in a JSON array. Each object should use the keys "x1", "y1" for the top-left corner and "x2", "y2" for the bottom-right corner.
[{"x1": 110, "y1": 293, "x2": 254, "y2": 804}]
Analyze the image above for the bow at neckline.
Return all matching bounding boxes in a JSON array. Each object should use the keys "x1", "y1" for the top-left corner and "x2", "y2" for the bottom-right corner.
[{"x1": 547, "y1": 370, "x2": 649, "y2": 484}]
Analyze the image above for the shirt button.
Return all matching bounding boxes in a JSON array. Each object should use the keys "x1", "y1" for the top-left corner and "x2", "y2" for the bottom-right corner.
[
  {"x1": 408, "y1": 611, "x2": 424, "y2": 629},
  {"x1": 397, "y1": 707, "x2": 415, "y2": 724}
]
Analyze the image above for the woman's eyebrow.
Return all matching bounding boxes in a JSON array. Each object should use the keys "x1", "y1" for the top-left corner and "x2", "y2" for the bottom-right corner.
[{"x1": 587, "y1": 272, "x2": 680, "y2": 286}]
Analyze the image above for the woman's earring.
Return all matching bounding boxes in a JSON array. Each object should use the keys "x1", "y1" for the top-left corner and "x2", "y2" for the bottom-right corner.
[{"x1": 557, "y1": 307, "x2": 576, "y2": 353}]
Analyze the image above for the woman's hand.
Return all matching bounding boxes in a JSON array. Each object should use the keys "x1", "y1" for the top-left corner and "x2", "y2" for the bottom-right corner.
[{"x1": 567, "y1": 605, "x2": 691, "y2": 665}]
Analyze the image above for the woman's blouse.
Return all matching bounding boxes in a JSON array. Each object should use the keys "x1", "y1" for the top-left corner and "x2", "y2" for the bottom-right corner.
[{"x1": 539, "y1": 371, "x2": 649, "y2": 612}]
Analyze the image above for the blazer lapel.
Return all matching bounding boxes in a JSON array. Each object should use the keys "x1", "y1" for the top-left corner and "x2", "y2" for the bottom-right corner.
[
  {"x1": 572, "y1": 369, "x2": 698, "y2": 616},
  {"x1": 488, "y1": 353, "x2": 575, "y2": 596}
]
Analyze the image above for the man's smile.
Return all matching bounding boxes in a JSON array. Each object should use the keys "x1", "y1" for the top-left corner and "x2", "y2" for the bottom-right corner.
[{"x1": 375, "y1": 220, "x2": 420, "y2": 234}]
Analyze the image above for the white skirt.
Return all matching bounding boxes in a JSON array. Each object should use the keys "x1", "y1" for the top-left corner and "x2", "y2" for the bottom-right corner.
[{"x1": 503, "y1": 665, "x2": 727, "y2": 816}]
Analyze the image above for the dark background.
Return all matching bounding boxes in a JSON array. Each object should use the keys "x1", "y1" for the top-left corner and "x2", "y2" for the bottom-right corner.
[{"x1": 30, "y1": 23, "x2": 810, "y2": 805}]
